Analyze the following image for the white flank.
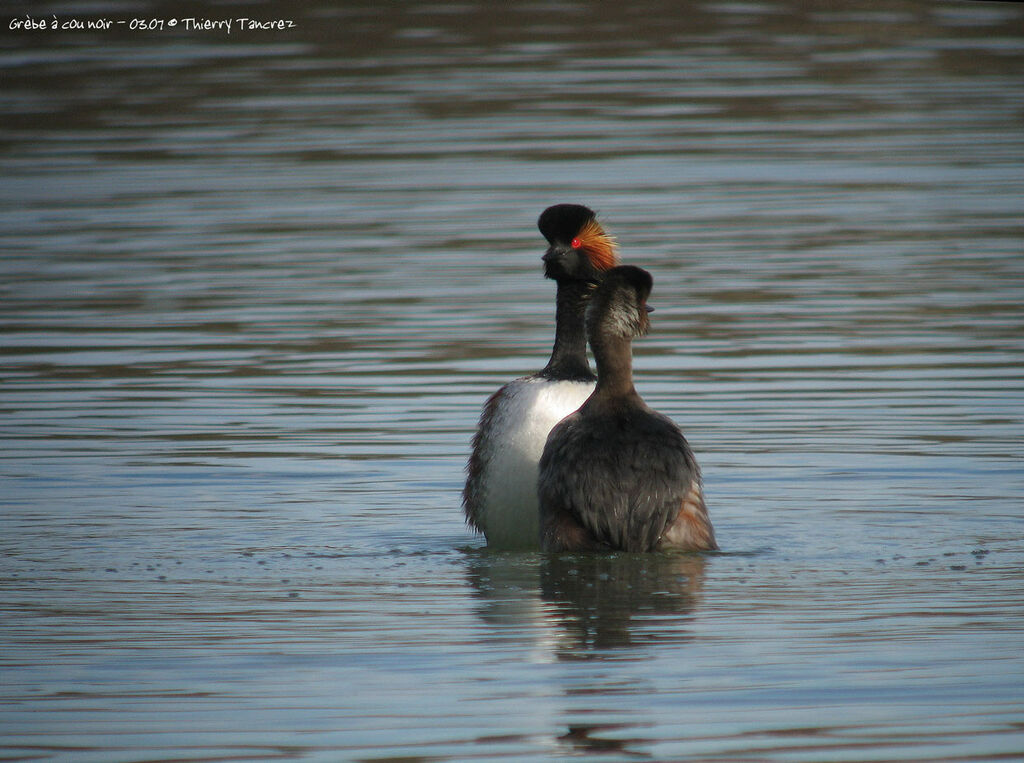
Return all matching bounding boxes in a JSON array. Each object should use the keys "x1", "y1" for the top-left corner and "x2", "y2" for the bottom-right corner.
[{"x1": 478, "y1": 377, "x2": 594, "y2": 549}]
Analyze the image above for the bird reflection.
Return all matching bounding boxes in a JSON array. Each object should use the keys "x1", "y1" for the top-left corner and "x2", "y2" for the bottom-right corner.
[
  {"x1": 558, "y1": 723, "x2": 643, "y2": 756},
  {"x1": 540, "y1": 552, "x2": 706, "y2": 658},
  {"x1": 464, "y1": 549, "x2": 707, "y2": 659}
]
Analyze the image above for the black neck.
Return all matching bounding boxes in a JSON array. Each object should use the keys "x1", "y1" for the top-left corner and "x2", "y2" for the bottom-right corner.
[{"x1": 539, "y1": 280, "x2": 595, "y2": 382}]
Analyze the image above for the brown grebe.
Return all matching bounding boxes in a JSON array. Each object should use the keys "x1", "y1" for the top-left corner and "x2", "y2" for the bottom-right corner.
[
  {"x1": 538, "y1": 265, "x2": 717, "y2": 553},
  {"x1": 463, "y1": 204, "x2": 619, "y2": 549}
]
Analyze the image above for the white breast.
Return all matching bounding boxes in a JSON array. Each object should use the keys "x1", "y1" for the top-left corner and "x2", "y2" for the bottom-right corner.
[{"x1": 476, "y1": 377, "x2": 594, "y2": 549}]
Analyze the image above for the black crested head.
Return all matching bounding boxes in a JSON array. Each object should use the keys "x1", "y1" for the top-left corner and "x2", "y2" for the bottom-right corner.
[
  {"x1": 537, "y1": 204, "x2": 618, "y2": 282},
  {"x1": 586, "y1": 265, "x2": 654, "y2": 341},
  {"x1": 538, "y1": 204, "x2": 595, "y2": 244}
]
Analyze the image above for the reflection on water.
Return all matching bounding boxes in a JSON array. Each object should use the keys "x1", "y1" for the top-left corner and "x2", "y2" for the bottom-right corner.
[
  {"x1": 540, "y1": 554, "x2": 706, "y2": 657},
  {"x1": 2, "y1": 0, "x2": 1024, "y2": 760},
  {"x1": 468, "y1": 551, "x2": 706, "y2": 658}
]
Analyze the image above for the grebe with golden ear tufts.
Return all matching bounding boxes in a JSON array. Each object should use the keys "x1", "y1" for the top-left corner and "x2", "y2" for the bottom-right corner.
[{"x1": 463, "y1": 204, "x2": 619, "y2": 549}]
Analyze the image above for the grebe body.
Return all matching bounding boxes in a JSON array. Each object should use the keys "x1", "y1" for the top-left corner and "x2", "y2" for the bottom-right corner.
[
  {"x1": 464, "y1": 204, "x2": 618, "y2": 549},
  {"x1": 538, "y1": 265, "x2": 717, "y2": 553},
  {"x1": 465, "y1": 376, "x2": 594, "y2": 548}
]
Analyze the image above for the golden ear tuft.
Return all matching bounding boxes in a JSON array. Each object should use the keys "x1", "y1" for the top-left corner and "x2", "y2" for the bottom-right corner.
[{"x1": 576, "y1": 218, "x2": 619, "y2": 271}]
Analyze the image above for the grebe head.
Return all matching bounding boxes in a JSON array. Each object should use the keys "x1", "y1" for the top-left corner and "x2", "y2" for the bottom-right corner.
[
  {"x1": 586, "y1": 265, "x2": 654, "y2": 341},
  {"x1": 537, "y1": 204, "x2": 619, "y2": 283}
]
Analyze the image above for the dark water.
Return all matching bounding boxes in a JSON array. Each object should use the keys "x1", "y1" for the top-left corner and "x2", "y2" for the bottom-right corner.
[{"x1": 3, "y1": 1, "x2": 1024, "y2": 760}]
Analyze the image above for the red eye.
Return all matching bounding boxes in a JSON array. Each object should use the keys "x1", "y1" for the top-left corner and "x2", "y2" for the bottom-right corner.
[{"x1": 570, "y1": 237, "x2": 582, "y2": 249}]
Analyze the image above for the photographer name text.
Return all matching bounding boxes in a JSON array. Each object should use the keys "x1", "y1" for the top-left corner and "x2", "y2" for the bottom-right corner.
[{"x1": 10, "y1": 16, "x2": 295, "y2": 33}]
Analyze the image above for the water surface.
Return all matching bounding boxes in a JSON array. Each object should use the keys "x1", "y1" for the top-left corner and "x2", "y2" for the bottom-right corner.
[{"x1": 2, "y1": 1, "x2": 1024, "y2": 760}]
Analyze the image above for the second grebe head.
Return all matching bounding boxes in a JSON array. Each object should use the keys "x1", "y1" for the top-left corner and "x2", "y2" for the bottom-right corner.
[{"x1": 586, "y1": 265, "x2": 654, "y2": 342}]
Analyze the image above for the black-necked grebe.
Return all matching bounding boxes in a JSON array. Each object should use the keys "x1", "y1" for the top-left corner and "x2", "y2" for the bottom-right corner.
[
  {"x1": 463, "y1": 204, "x2": 619, "y2": 549},
  {"x1": 538, "y1": 265, "x2": 717, "y2": 553}
]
